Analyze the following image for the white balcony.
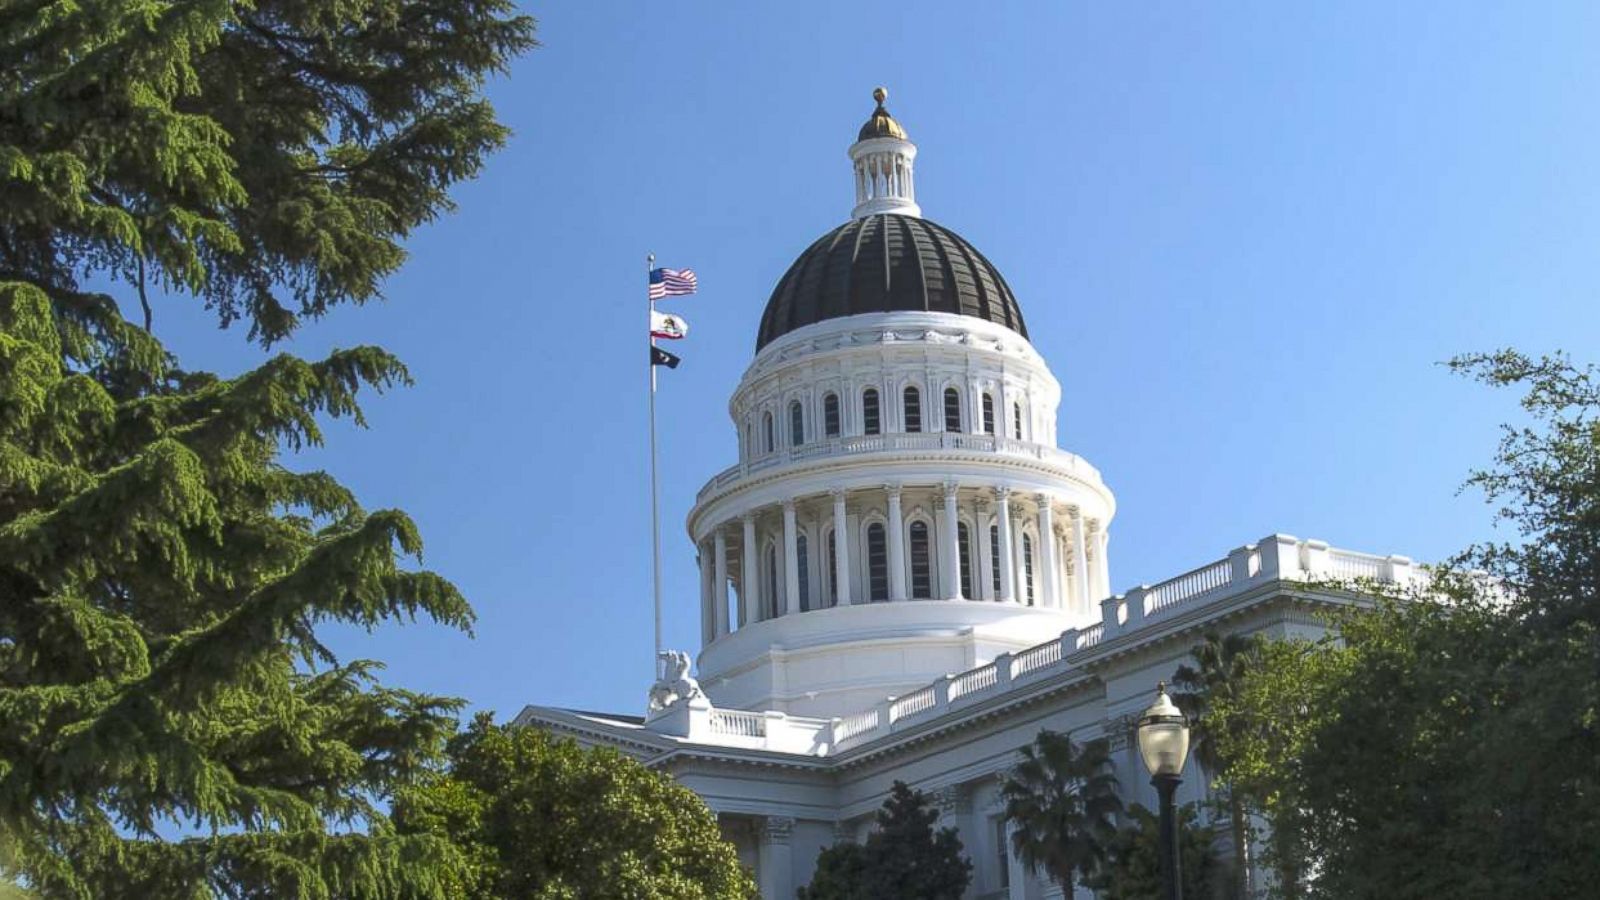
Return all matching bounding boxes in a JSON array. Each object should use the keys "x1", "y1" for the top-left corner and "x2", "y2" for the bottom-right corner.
[{"x1": 696, "y1": 432, "x2": 1104, "y2": 505}]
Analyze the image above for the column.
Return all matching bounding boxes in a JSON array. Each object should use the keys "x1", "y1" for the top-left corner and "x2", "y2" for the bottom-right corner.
[
  {"x1": 698, "y1": 543, "x2": 714, "y2": 644},
  {"x1": 941, "y1": 482, "x2": 963, "y2": 599},
  {"x1": 741, "y1": 513, "x2": 759, "y2": 625},
  {"x1": 757, "y1": 815, "x2": 795, "y2": 900},
  {"x1": 713, "y1": 528, "x2": 730, "y2": 635},
  {"x1": 996, "y1": 488, "x2": 1015, "y2": 603},
  {"x1": 1013, "y1": 507, "x2": 1029, "y2": 604},
  {"x1": 1072, "y1": 508, "x2": 1092, "y2": 614},
  {"x1": 934, "y1": 784, "x2": 972, "y2": 831},
  {"x1": 782, "y1": 499, "x2": 800, "y2": 616},
  {"x1": 967, "y1": 376, "x2": 983, "y2": 435},
  {"x1": 886, "y1": 484, "x2": 907, "y2": 601},
  {"x1": 1095, "y1": 527, "x2": 1111, "y2": 602},
  {"x1": 1004, "y1": 818, "x2": 1029, "y2": 900},
  {"x1": 1035, "y1": 495, "x2": 1058, "y2": 609},
  {"x1": 832, "y1": 489, "x2": 852, "y2": 606},
  {"x1": 975, "y1": 500, "x2": 994, "y2": 600}
]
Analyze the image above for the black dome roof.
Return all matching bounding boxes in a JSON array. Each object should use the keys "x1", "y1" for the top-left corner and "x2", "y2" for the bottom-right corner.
[{"x1": 756, "y1": 214, "x2": 1028, "y2": 351}]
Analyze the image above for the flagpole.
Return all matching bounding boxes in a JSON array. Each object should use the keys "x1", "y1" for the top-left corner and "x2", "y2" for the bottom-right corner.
[{"x1": 647, "y1": 253, "x2": 664, "y2": 678}]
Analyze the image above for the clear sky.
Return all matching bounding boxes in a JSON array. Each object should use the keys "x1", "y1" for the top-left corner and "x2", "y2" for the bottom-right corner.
[{"x1": 146, "y1": 2, "x2": 1600, "y2": 720}]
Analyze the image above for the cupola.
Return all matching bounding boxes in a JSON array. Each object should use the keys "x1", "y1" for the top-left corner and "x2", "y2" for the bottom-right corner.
[{"x1": 849, "y1": 87, "x2": 920, "y2": 219}]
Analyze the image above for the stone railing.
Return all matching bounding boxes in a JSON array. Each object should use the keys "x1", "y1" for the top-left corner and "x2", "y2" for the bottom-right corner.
[
  {"x1": 653, "y1": 701, "x2": 834, "y2": 754},
  {"x1": 814, "y1": 534, "x2": 1422, "y2": 753},
  {"x1": 695, "y1": 432, "x2": 1100, "y2": 502},
  {"x1": 707, "y1": 709, "x2": 766, "y2": 738},
  {"x1": 660, "y1": 535, "x2": 1424, "y2": 755}
]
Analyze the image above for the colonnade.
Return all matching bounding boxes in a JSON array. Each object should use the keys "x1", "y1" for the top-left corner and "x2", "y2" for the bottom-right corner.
[
  {"x1": 853, "y1": 150, "x2": 914, "y2": 205},
  {"x1": 696, "y1": 484, "x2": 1109, "y2": 644}
]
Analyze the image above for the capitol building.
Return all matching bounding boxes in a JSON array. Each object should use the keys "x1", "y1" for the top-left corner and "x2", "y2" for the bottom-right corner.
[{"x1": 517, "y1": 90, "x2": 1420, "y2": 899}]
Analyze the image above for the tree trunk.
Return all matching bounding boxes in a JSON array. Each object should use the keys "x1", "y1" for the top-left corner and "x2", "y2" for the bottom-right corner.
[{"x1": 1229, "y1": 791, "x2": 1252, "y2": 899}]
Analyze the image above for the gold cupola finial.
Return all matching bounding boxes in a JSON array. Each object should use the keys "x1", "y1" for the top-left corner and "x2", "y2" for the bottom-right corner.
[{"x1": 858, "y1": 85, "x2": 907, "y2": 142}]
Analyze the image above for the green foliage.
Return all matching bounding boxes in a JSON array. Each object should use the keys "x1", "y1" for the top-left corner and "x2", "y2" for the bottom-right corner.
[
  {"x1": 1000, "y1": 731, "x2": 1121, "y2": 891},
  {"x1": 798, "y1": 781, "x2": 970, "y2": 900},
  {"x1": 1087, "y1": 803, "x2": 1221, "y2": 900},
  {"x1": 393, "y1": 714, "x2": 757, "y2": 900},
  {"x1": 0, "y1": 0, "x2": 537, "y2": 344},
  {"x1": 0, "y1": 278, "x2": 476, "y2": 896},
  {"x1": 1171, "y1": 631, "x2": 1263, "y2": 899},
  {"x1": 1206, "y1": 351, "x2": 1600, "y2": 898},
  {"x1": 0, "y1": 1, "x2": 536, "y2": 895},
  {"x1": 1201, "y1": 636, "x2": 1342, "y2": 897}
]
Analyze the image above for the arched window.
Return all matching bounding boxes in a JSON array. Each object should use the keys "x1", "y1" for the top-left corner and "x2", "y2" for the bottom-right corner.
[
  {"x1": 904, "y1": 387, "x2": 922, "y2": 433},
  {"x1": 989, "y1": 524, "x2": 1003, "y2": 597},
  {"x1": 862, "y1": 388, "x2": 881, "y2": 435},
  {"x1": 1022, "y1": 533, "x2": 1036, "y2": 606},
  {"x1": 1012, "y1": 402, "x2": 1023, "y2": 440},
  {"x1": 866, "y1": 523, "x2": 889, "y2": 601},
  {"x1": 789, "y1": 400, "x2": 804, "y2": 447},
  {"x1": 763, "y1": 412, "x2": 775, "y2": 453},
  {"x1": 909, "y1": 520, "x2": 932, "y2": 598},
  {"x1": 982, "y1": 394, "x2": 996, "y2": 435},
  {"x1": 826, "y1": 529, "x2": 837, "y2": 607},
  {"x1": 957, "y1": 522, "x2": 973, "y2": 599},
  {"x1": 944, "y1": 387, "x2": 962, "y2": 433},
  {"x1": 797, "y1": 534, "x2": 811, "y2": 612},
  {"x1": 765, "y1": 543, "x2": 778, "y2": 620},
  {"x1": 823, "y1": 393, "x2": 840, "y2": 438}
]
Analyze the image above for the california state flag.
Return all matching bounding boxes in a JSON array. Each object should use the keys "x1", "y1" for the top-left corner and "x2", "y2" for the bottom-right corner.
[{"x1": 650, "y1": 309, "x2": 689, "y2": 340}]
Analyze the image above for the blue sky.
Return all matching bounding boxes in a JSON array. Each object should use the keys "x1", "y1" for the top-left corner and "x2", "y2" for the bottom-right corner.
[{"x1": 148, "y1": 2, "x2": 1600, "y2": 719}]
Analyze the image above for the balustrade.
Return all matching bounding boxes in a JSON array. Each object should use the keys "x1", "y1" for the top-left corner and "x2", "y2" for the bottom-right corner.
[
  {"x1": 821, "y1": 535, "x2": 1422, "y2": 753},
  {"x1": 709, "y1": 710, "x2": 766, "y2": 737},
  {"x1": 697, "y1": 432, "x2": 1096, "y2": 503}
]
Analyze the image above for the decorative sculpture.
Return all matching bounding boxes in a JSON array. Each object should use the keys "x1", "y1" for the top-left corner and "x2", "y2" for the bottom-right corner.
[{"x1": 647, "y1": 649, "x2": 705, "y2": 714}]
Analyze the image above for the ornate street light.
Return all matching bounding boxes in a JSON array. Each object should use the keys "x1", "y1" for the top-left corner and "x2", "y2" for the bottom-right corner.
[{"x1": 1137, "y1": 681, "x2": 1192, "y2": 900}]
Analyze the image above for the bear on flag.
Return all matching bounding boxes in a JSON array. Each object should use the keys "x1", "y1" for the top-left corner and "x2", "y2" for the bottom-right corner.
[{"x1": 650, "y1": 309, "x2": 688, "y2": 340}]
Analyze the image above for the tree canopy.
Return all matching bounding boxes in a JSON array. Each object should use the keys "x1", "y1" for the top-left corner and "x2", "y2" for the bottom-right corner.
[
  {"x1": 0, "y1": 1, "x2": 536, "y2": 896},
  {"x1": 2, "y1": 0, "x2": 536, "y2": 344},
  {"x1": 392, "y1": 714, "x2": 757, "y2": 900},
  {"x1": 798, "y1": 781, "x2": 970, "y2": 900},
  {"x1": 1204, "y1": 351, "x2": 1600, "y2": 898}
]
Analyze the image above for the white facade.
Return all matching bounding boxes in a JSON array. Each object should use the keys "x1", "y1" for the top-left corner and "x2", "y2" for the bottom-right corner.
[{"x1": 517, "y1": 91, "x2": 1415, "y2": 898}]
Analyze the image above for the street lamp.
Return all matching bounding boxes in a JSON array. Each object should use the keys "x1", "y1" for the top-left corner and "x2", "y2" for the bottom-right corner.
[{"x1": 1137, "y1": 681, "x2": 1192, "y2": 900}]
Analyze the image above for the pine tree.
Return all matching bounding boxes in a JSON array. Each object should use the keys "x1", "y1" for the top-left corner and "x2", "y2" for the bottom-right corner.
[
  {"x1": 0, "y1": 1, "x2": 536, "y2": 896},
  {"x1": 799, "y1": 782, "x2": 971, "y2": 900}
]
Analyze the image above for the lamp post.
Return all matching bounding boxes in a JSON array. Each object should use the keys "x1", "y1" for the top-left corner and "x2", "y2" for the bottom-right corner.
[{"x1": 1137, "y1": 681, "x2": 1192, "y2": 900}]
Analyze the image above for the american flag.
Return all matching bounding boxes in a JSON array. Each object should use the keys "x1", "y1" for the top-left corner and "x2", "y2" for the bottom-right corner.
[{"x1": 649, "y1": 267, "x2": 697, "y2": 300}]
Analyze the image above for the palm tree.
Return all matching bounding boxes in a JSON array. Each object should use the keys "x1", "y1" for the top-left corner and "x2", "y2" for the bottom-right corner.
[
  {"x1": 1172, "y1": 631, "x2": 1262, "y2": 899},
  {"x1": 1001, "y1": 730, "x2": 1122, "y2": 892}
]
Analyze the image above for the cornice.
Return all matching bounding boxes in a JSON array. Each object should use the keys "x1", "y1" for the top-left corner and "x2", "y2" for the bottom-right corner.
[{"x1": 689, "y1": 447, "x2": 1113, "y2": 538}]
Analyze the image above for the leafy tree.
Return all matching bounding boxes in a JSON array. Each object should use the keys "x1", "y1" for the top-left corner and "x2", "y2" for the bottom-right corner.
[
  {"x1": 1001, "y1": 731, "x2": 1121, "y2": 892},
  {"x1": 392, "y1": 713, "x2": 757, "y2": 900},
  {"x1": 1202, "y1": 637, "x2": 1340, "y2": 898},
  {"x1": 1088, "y1": 803, "x2": 1221, "y2": 900},
  {"x1": 1171, "y1": 631, "x2": 1263, "y2": 898},
  {"x1": 798, "y1": 781, "x2": 970, "y2": 900},
  {"x1": 0, "y1": 1, "x2": 535, "y2": 896},
  {"x1": 1211, "y1": 351, "x2": 1600, "y2": 898}
]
